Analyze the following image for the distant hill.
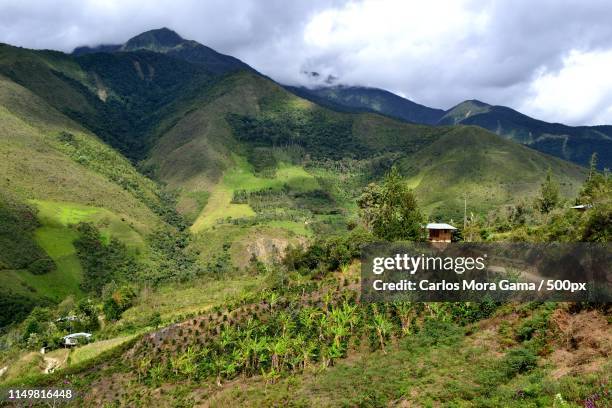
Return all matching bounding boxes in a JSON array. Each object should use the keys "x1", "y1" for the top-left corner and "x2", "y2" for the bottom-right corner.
[
  {"x1": 439, "y1": 100, "x2": 612, "y2": 169},
  {"x1": 286, "y1": 85, "x2": 445, "y2": 125},
  {"x1": 73, "y1": 27, "x2": 252, "y2": 75},
  {"x1": 292, "y1": 87, "x2": 611, "y2": 169}
]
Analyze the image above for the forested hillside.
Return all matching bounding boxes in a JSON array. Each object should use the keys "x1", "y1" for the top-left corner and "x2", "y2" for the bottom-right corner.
[{"x1": 0, "y1": 28, "x2": 608, "y2": 407}]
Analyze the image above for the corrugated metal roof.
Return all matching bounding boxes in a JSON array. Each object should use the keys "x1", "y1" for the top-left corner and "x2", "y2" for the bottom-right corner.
[
  {"x1": 426, "y1": 223, "x2": 457, "y2": 230},
  {"x1": 62, "y1": 332, "x2": 92, "y2": 339}
]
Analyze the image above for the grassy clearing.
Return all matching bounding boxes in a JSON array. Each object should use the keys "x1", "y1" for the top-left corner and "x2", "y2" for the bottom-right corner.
[
  {"x1": 32, "y1": 200, "x2": 145, "y2": 252},
  {"x1": 191, "y1": 156, "x2": 319, "y2": 232},
  {"x1": 177, "y1": 190, "x2": 210, "y2": 224},
  {"x1": 263, "y1": 220, "x2": 311, "y2": 236},
  {"x1": 118, "y1": 275, "x2": 265, "y2": 324},
  {"x1": 0, "y1": 199, "x2": 148, "y2": 303},
  {"x1": 0, "y1": 224, "x2": 82, "y2": 302},
  {"x1": 190, "y1": 186, "x2": 255, "y2": 232},
  {"x1": 68, "y1": 334, "x2": 139, "y2": 366}
]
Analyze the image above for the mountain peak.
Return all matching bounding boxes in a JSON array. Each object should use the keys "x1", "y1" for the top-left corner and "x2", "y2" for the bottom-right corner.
[
  {"x1": 72, "y1": 28, "x2": 253, "y2": 75},
  {"x1": 123, "y1": 27, "x2": 185, "y2": 51}
]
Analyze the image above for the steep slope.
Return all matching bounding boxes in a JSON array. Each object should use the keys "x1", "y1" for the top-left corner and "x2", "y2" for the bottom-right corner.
[
  {"x1": 146, "y1": 70, "x2": 586, "y2": 227},
  {"x1": 398, "y1": 125, "x2": 586, "y2": 219},
  {"x1": 439, "y1": 100, "x2": 612, "y2": 169},
  {"x1": 73, "y1": 27, "x2": 251, "y2": 75},
  {"x1": 0, "y1": 42, "x2": 214, "y2": 159},
  {"x1": 0, "y1": 73, "x2": 173, "y2": 324},
  {"x1": 297, "y1": 82, "x2": 612, "y2": 169},
  {"x1": 286, "y1": 85, "x2": 445, "y2": 125}
]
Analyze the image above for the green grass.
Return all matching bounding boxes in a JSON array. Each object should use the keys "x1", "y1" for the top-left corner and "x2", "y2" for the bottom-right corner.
[
  {"x1": 0, "y1": 199, "x2": 148, "y2": 304},
  {"x1": 0, "y1": 76, "x2": 162, "y2": 234},
  {"x1": 121, "y1": 275, "x2": 265, "y2": 322},
  {"x1": 68, "y1": 334, "x2": 140, "y2": 366},
  {"x1": 191, "y1": 156, "x2": 319, "y2": 232},
  {"x1": 0, "y1": 224, "x2": 82, "y2": 302},
  {"x1": 31, "y1": 200, "x2": 145, "y2": 253},
  {"x1": 178, "y1": 190, "x2": 210, "y2": 224},
  {"x1": 263, "y1": 220, "x2": 312, "y2": 236}
]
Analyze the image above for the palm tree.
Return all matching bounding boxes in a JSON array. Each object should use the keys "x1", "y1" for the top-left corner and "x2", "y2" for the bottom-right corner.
[
  {"x1": 393, "y1": 301, "x2": 413, "y2": 336},
  {"x1": 372, "y1": 313, "x2": 393, "y2": 354},
  {"x1": 178, "y1": 347, "x2": 198, "y2": 380}
]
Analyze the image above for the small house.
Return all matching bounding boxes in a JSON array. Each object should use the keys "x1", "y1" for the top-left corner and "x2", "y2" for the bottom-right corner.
[
  {"x1": 62, "y1": 332, "x2": 92, "y2": 347},
  {"x1": 426, "y1": 223, "x2": 457, "y2": 243}
]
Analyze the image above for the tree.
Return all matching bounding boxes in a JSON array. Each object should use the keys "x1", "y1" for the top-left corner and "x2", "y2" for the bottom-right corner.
[
  {"x1": 372, "y1": 313, "x2": 393, "y2": 354},
  {"x1": 102, "y1": 285, "x2": 136, "y2": 321},
  {"x1": 588, "y1": 152, "x2": 598, "y2": 180},
  {"x1": 536, "y1": 168, "x2": 560, "y2": 213},
  {"x1": 357, "y1": 166, "x2": 424, "y2": 241}
]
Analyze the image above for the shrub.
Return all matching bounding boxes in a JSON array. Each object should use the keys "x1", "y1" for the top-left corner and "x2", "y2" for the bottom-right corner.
[
  {"x1": 27, "y1": 258, "x2": 56, "y2": 275},
  {"x1": 503, "y1": 348, "x2": 537, "y2": 377}
]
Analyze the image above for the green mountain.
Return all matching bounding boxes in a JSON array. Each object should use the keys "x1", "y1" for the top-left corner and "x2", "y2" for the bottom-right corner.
[
  {"x1": 0, "y1": 29, "x2": 588, "y2": 326},
  {"x1": 144, "y1": 70, "x2": 585, "y2": 226},
  {"x1": 0, "y1": 28, "x2": 607, "y2": 406},
  {"x1": 292, "y1": 87, "x2": 611, "y2": 169},
  {"x1": 0, "y1": 45, "x2": 201, "y2": 324},
  {"x1": 439, "y1": 100, "x2": 612, "y2": 169},
  {"x1": 73, "y1": 27, "x2": 251, "y2": 75},
  {"x1": 286, "y1": 85, "x2": 445, "y2": 125}
]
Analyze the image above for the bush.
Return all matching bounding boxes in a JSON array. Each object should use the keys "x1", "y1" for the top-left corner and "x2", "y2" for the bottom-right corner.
[
  {"x1": 27, "y1": 258, "x2": 56, "y2": 275},
  {"x1": 503, "y1": 347, "x2": 537, "y2": 377}
]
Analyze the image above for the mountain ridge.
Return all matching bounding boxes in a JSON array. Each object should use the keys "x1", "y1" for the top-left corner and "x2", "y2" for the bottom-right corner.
[
  {"x1": 73, "y1": 27, "x2": 252, "y2": 75},
  {"x1": 0, "y1": 29, "x2": 589, "y2": 324},
  {"x1": 292, "y1": 84, "x2": 611, "y2": 169}
]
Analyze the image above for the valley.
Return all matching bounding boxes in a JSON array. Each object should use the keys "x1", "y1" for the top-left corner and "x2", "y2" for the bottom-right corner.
[{"x1": 0, "y1": 27, "x2": 609, "y2": 407}]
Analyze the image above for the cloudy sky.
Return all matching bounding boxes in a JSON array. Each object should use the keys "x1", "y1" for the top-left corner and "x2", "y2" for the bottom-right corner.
[{"x1": 1, "y1": 0, "x2": 612, "y2": 125}]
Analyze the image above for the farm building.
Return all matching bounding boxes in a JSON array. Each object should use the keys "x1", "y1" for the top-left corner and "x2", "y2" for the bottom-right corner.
[
  {"x1": 426, "y1": 223, "x2": 457, "y2": 243},
  {"x1": 62, "y1": 332, "x2": 92, "y2": 347}
]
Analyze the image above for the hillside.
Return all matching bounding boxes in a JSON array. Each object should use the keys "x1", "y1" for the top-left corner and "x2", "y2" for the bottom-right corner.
[
  {"x1": 398, "y1": 125, "x2": 586, "y2": 219},
  {"x1": 0, "y1": 27, "x2": 608, "y2": 407},
  {"x1": 440, "y1": 100, "x2": 612, "y2": 169},
  {"x1": 8, "y1": 264, "x2": 610, "y2": 407},
  {"x1": 0, "y1": 70, "x2": 177, "y2": 324},
  {"x1": 0, "y1": 29, "x2": 589, "y2": 315},
  {"x1": 73, "y1": 27, "x2": 251, "y2": 75},
  {"x1": 0, "y1": 42, "x2": 215, "y2": 159},
  {"x1": 145, "y1": 70, "x2": 586, "y2": 226},
  {"x1": 294, "y1": 86, "x2": 612, "y2": 169},
  {"x1": 286, "y1": 85, "x2": 445, "y2": 124}
]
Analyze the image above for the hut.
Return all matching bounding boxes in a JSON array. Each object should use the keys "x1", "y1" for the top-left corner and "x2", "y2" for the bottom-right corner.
[
  {"x1": 426, "y1": 223, "x2": 457, "y2": 243},
  {"x1": 62, "y1": 332, "x2": 92, "y2": 347}
]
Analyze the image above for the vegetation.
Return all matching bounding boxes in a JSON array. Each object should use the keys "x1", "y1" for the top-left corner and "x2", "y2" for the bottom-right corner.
[
  {"x1": 358, "y1": 166, "x2": 424, "y2": 241},
  {"x1": 0, "y1": 190, "x2": 51, "y2": 271},
  {"x1": 536, "y1": 168, "x2": 560, "y2": 213},
  {"x1": 0, "y1": 29, "x2": 609, "y2": 408},
  {"x1": 73, "y1": 223, "x2": 140, "y2": 294}
]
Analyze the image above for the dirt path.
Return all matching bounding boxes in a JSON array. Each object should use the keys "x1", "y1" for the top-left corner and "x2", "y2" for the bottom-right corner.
[{"x1": 43, "y1": 357, "x2": 59, "y2": 374}]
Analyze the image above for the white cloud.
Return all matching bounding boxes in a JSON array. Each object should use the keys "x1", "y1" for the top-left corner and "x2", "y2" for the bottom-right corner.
[
  {"x1": 1, "y1": 0, "x2": 612, "y2": 125},
  {"x1": 520, "y1": 49, "x2": 612, "y2": 125}
]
